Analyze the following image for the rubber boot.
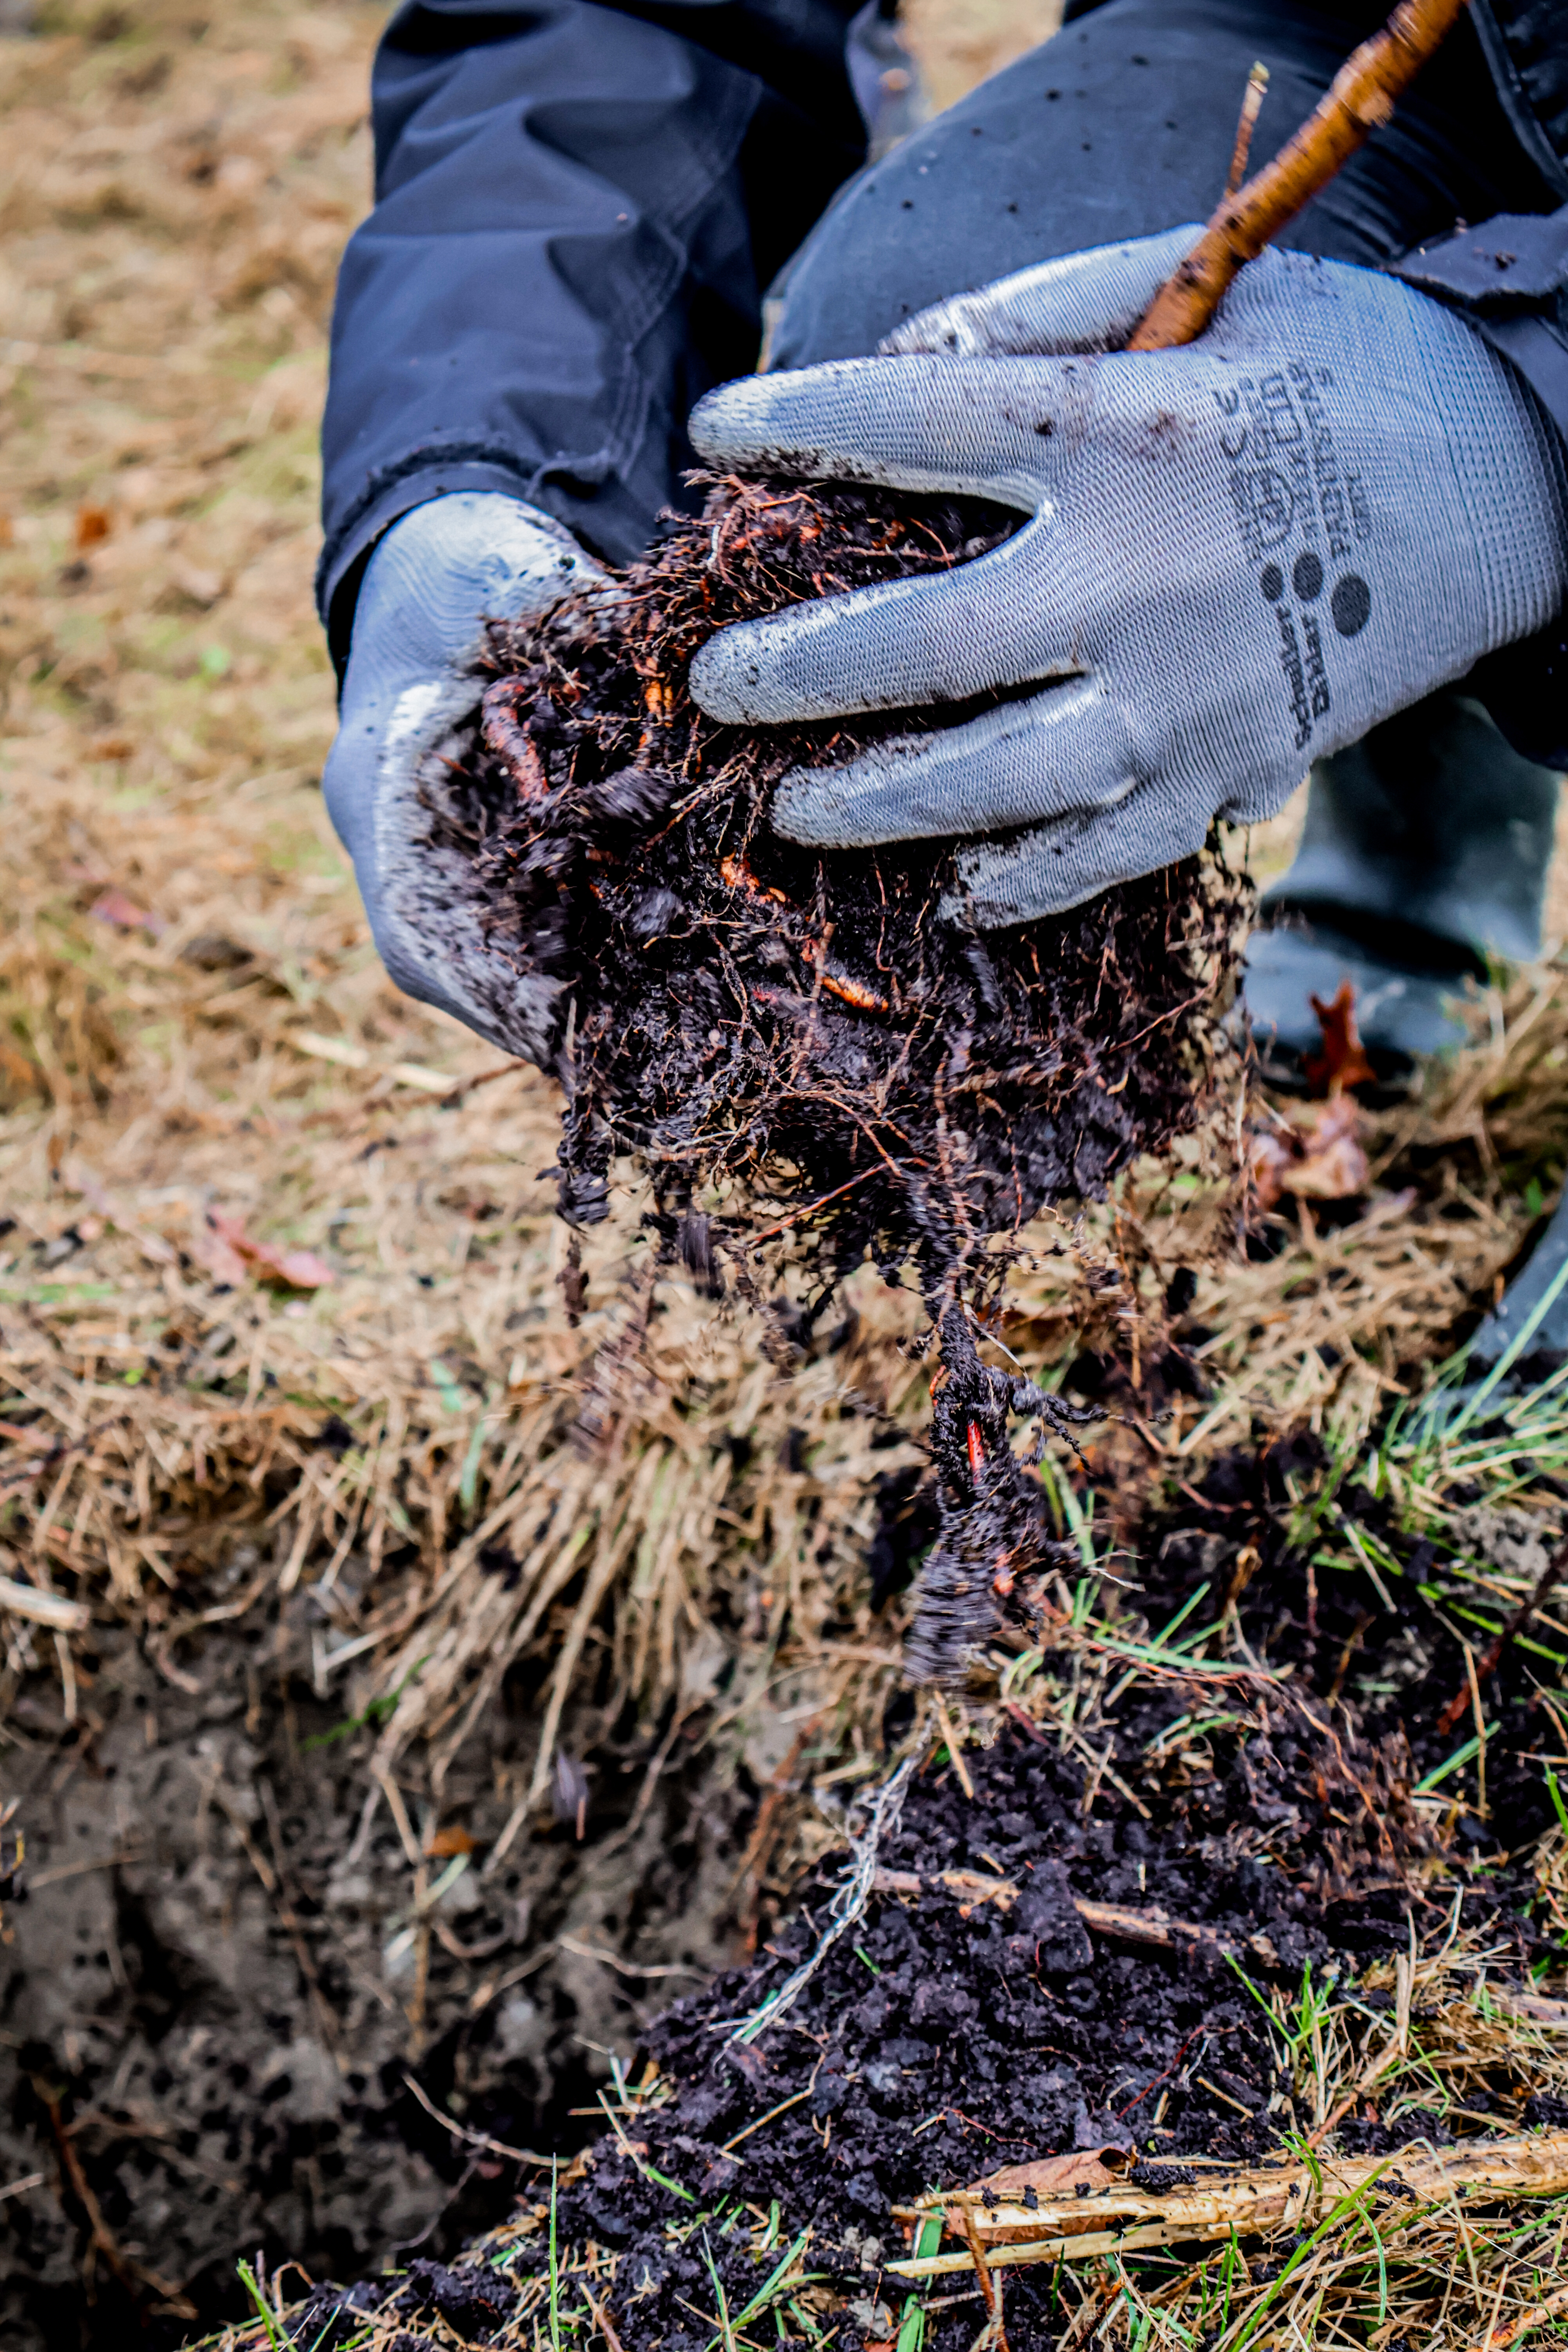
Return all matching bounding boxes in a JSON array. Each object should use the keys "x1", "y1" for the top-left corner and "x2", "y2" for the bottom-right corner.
[
  {"x1": 1470, "y1": 1187, "x2": 1568, "y2": 1368},
  {"x1": 1245, "y1": 688, "x2": 1558, "y2": 1088}
]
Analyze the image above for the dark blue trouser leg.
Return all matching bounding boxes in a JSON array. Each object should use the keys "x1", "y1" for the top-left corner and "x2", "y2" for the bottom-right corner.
[{"x1": 1247, "y1": 696, "x2": 1559, "y2": 1085}]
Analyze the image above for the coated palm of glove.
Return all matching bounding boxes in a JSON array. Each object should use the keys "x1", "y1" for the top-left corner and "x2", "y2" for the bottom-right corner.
[
  {"x1": 323, "y1": 492, "x2": 609, "y2": 1058},
  {"x1": 688, "y1": 230, "x2": 1568, "y2": 926}
]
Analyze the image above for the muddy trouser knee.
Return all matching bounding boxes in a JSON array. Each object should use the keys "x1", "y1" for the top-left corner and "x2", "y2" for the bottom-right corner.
[{"x1": 764, "y1": 0, "x2": 1559, "y2": 1070}]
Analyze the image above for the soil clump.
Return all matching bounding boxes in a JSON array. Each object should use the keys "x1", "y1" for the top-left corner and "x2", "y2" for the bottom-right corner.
[{"x1": 457, "y1": 474, "x2": 1245, "y2": 1273}]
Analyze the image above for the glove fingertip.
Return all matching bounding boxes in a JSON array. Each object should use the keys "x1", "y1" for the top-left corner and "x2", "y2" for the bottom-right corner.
[
  {"x1": 768, "y1": 784, "x2": 838, "y2": 847},
  {"x1": 688, "y1": 378, "x2": 769, "y2": 466},
  {"x1": 687, "y1": 636, "x2": 762, "y2": 725}
]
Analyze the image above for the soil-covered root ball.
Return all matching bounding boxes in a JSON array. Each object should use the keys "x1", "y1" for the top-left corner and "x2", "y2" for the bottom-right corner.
[
  {"x1": 428, "y1": 472, "x2": 1252, "y2": 1675},
  {"x1": 438, "y1": 472, "x2": 1249, "y2": 1278}
]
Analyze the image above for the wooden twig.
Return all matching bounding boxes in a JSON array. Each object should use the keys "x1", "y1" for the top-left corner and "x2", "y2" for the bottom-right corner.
[
  {"x1": 960, "y1": 2200, "x2": 1009, "y2": 2351},
  {"x1": 1225, "y1": 62, "x2": 1270, "y2": 197},
  {"x1": 401, "y1": 2070, "x2": 554, "y2": 2167},
  {"x1": 1130, "y1": 0, "x2": 1470, "y2": 351},
  {"x1": 1475, "y1": 2277, "x2": 1568, "y2": 2352},
  {"x1": 1073, "y1": 1896, "x2": 1236, "y2": 1957},
  {"x1": 0, "y1": 1573, "x2": 89, "y2": 1633},
  {"x1": 887, "y1": 2131, "x2": 1568, "y2": 2280},
  {"x1": 585, "y1": 2290, "x2": 631, "y2": 2352},
  {"x1": 871, "y1": 1866, "x2": 1276, "y2": 1961},
  {"x1": 1436, "y1": 1531, "x2": 1568, "y2": 1737}
]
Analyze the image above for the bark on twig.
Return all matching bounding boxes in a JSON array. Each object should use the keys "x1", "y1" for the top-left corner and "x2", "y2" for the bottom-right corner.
[
  {"x1": 1130, "y1": 0, "x2": 1470, "y2": 351},
  {"x1": 960, "y1": 2200, "x2": 1007, "y2": 2351},
  {"x1": 886, "y1": 2130, "x2": 1568, "y2": 2279},
  {"x1": 871, "y1": 1867, "x2": 1278, "y2": 1961}
]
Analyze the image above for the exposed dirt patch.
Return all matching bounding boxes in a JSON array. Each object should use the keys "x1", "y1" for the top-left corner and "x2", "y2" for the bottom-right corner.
[{"x1": 0, "y1": 1593, "x2": 762, "y2": 2350}]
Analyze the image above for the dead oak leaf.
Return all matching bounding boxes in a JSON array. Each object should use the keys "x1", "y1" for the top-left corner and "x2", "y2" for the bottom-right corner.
[
  {"x1": 1250, "y1": 1093, "x2": 1368, "y2": 1211},
  {"x1": 1304, "y1": 979, "x2": 1376, "y2": 1095},
  {"x1": 90, "y1": 887, "x2": 164, "y2": 936}
]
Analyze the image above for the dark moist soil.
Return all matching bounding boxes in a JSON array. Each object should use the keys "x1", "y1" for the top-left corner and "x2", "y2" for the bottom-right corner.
[
  {"x1": 227, "y1": 1430, "x2": 1566, "y2": 2352},
  {"x1": 0, "y1": 1558, "x2": 771, "y2": 2352}
]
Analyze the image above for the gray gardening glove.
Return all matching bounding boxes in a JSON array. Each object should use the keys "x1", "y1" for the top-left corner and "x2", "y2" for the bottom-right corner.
[
  {"x1": 688, "y1": 229, "x2": 1568, "y2": 926},
  {"x1": 323, "y1": 492, "x2": 608, "y2": 1060}
]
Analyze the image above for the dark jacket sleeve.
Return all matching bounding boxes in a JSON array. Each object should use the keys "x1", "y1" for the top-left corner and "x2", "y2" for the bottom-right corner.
[
  {"x1": 1388, "y1": 207, "x2": 1568, "y2": 767},
  {"x1": 317, "y1": 0, "x2": 867, "y2": 670}
]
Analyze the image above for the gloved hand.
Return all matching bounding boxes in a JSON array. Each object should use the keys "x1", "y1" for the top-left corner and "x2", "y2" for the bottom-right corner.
[
  {"x1": 687, "y1": 229, "x2": 1568, "y2": 926},
  {"x1": 323, "y1": 492, "x2": 608, "y2": 1059}
]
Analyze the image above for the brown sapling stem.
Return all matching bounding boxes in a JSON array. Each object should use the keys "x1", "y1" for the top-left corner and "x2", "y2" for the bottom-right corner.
[{"x1": 1129, "y1": 0, "x2": 1470, "y2": 352}]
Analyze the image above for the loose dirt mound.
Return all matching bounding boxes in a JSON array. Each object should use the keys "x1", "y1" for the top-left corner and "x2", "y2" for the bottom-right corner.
[{"x1": 196, "y1": 1403, "x2": 1568, "y2": 2352}]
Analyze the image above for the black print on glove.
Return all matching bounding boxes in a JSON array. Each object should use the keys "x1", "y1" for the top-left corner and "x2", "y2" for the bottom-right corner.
[
  {"x1": 1260, "y1": 560, "x2": 1333, "y2": 750},
  {"x1": 1330, "y1": 574, "x2": 1371, "y2": 635}
]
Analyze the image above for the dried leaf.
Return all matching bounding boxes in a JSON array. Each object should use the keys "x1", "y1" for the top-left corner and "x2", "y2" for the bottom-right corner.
[
  {"x1": 203, "y1": 1210, "x2": 332, "y2": 1290},
  {"x1": 74, "y1": 502, "x2": 112, "y2": 551},
  {"x1": 90, "y1": 887, "x2": 163, "y2": 936},
  {"x1": 1250, "y1": 1095, "x2": 1369, "y2": 1210},
  {"x1": 969, "y1": 2148, "x2": 1131, "y2": 2203},
  {"x1": 188, "y1": 1226, "x2": 249, "y2": 1286},
  {"x1": 426, "y1": 1825, "x2": 479, "y2": 1858},
  {"x1": 1304, "y1": 979, "x2": 1376, "y2": 1095}
]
